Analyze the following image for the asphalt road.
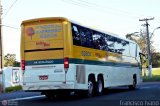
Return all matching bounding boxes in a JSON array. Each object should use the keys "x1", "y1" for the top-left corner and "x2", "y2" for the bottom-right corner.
[{"x1": 1, "y1": 82, "x2": 160, "y2": 106}]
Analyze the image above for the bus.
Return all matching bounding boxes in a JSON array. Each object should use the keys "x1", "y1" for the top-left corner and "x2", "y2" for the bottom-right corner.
[{"x1": 21, "y1": 17, "x2": 143, "y2": 98}]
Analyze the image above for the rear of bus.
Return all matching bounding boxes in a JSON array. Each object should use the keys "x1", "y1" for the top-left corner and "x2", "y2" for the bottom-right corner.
[{"x1": 21, "y1": 17, "x2": 74, "y2": 92}]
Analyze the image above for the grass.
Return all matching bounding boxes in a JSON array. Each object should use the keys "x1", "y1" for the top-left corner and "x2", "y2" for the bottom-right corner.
[
  {"x1": 5, "y1": 85, "x2": 22, "y2": 93},
  {"x1": 142, "y1": 68, "x2": 160, "y2": 82},
  {"x1": 0, "y1": 83, "x2": 3, "y2": 93}
]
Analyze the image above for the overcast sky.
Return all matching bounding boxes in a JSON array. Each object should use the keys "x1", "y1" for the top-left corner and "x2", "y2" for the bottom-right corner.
[{"x1": 2, "y1": 0, "x2": 160, "y2": 61}]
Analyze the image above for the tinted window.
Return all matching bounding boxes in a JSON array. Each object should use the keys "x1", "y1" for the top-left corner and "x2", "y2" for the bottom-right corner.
[
  {"x1": 130, "y1": 42, "x2": 136, "y2": 57},
  {"x1": 72, "y1": 23, "x2": 93, "y2": 48},
  {"x1": 92, "y1": 32, "x2": 101, "y2": 49},
  {"x1": 114, "y1": 38, "x2": 129, "y2": 55},
  {"x1": 92, "y1": 31, "x2": 112, "y2": 51},
  {"x1": 106, "y1": 34, "x2": 115, "y2": 52},
  {"x1": 71, "y1": 23, "x2": 130, "y2": 56},
  {"x1": 121, "y1": 40, "x2": 130, "y2": 56},
  {"x1": 79, "y1": 27, "x2": 93, "y2": 48},
  {"x1": 72, "y1": 25, "x2": 81, "y2": 46}
]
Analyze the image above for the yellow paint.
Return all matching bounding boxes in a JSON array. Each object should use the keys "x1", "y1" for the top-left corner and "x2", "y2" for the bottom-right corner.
[
  {"x1": 21, "y1": 17, "x2": 135, "y2": 65},
  {"x1": 25, "y1": 50, "x2": 63, "y2": 60},
  {"x1": 24, "y1": 23, "x2": 63, "y2": 49},
  {"x1": 70, "y1": 45, "x2": 122, "y2": 63},
  {"x1": 21, "y1": 17, "x2": 69, "y2": 61}
]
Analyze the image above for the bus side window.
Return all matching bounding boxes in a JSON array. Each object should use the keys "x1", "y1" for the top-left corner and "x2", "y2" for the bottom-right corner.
[
  {"x1": 92, "y1": 32, "x2": 101, "y2": 50},
  {"x1": 106, "y1": 35, "x2": 115, "y2": 52},
  {"x1": 98, "y1": 35, "x2": 107, "y2": 50},
  {"x1": 121, "y1": 41, "x2": 130, "y2": 56},
  {"x1": 129, "y1": 43, "x2": 136, "y2": 57},
  {"x1": 79, "y1": 27, "x2": 93, "y2": 48},
  {"x1": 114, "y1": 38, "x2": 123, "y2": 54},
  {"x1": 114, "y1": 38, "x2": 130, "y2": 55},
  {"x1": 72, "y1": 25, "x2": 81, "y2": 46}
]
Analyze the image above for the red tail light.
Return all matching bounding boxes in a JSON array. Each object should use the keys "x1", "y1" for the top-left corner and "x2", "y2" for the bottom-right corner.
[
  {"x1": 64, "y1": 57, "x2": 69, "y2": 68},
  {"x1": 21, "y1": 60, "x2": 25, "y2": 70}
]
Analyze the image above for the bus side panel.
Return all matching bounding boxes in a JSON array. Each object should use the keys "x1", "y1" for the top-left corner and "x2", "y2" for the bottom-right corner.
[
  {"x1": 73, "y1": 64, "x2": 141, "y2": 90},
  {"x1": 70, "y1": 45, "x2": 141, "y2": 90}
]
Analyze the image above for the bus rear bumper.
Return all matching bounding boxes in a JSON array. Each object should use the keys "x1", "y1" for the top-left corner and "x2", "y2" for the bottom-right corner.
[{"x1": 22, "y1": 82, "x2": 75, "y2": 91}]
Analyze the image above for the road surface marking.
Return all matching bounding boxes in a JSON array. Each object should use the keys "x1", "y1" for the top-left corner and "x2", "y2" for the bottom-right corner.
[{"x1": 8, "y1": 95, "x2": 46, "y2": 101}]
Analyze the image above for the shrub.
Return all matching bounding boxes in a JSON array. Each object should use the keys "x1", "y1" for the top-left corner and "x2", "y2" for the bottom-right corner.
[{"x1": 5, "y1": 85, "x2": 22, "y2": 93}]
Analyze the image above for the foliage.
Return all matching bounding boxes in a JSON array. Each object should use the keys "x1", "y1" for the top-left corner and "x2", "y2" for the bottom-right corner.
[
  {"x1": 126, "y1": 30, "x2": 160, "y2": 67},
  {"x1": 13, "y1": 61, "x2": 20, "y2": 67},
  {"x1": 5, "y1": 85, "x2": 22, "y2": 93},
  {"x1": 151, "y1": 53, "x2": 160, "y2": 67},
  {"x1": 126, "y1": 30, "x2": 155, "y2": 54},
  {"x1": 4, "y1": 53, "x2": 20, "y2": 67}
]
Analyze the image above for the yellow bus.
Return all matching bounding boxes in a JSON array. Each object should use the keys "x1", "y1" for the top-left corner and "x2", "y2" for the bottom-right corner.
[{"x1": 21, "y1": 17, "x2": 142, "y2": 98}]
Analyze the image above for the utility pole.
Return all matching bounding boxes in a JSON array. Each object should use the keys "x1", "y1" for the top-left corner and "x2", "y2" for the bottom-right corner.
[
  {"x1": 0, "y1": 0, "x2": 2, "y2": 70},
  {"x1": 139, "y1": 17, "x2": 154, "y2": 78},
  {"x1": 0, "y1": 0, "x2": 2, "y2": 93}
]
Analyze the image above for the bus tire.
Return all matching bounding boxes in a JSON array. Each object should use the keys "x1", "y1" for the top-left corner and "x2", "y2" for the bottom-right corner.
[
  {"x1": 129, "y1": 76, "x2": 137, "y2": 90},
  {"x1": 96, "y1": 76, "x2": 104, "y2": 96},
  {"x1": 56, "y1": 91, "x2": 70, "y2": 99},
  {"x1": 44, "y1": 92, "x2": 55, "y2": 100},
  {"x1": 87, "y1": 77, "x2": 95, "y2": 97}
]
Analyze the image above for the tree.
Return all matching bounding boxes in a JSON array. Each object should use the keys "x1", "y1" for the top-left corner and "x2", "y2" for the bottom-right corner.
[
  {"x1": 126, "y1": 30, "x2": 160, "y2": 67},
  {"x1": 125, "y1": 30, "x2": 155, "y2": 54},
  {"x1": 151, "y1": 52, "x2": 160, "y2": 68},
  {"x1": 4, "y1": 53, "x2": 20, "y2": 67}
]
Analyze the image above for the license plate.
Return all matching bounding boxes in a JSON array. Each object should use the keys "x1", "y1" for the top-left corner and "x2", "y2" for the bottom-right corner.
[{"x1": 39, "y1": 75, "x2": 48, "y2": 80}]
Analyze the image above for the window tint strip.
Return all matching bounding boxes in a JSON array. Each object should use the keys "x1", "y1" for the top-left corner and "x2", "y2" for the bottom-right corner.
[{"x1": 24, "y1": 48, "x2": 63, "y2": 52}]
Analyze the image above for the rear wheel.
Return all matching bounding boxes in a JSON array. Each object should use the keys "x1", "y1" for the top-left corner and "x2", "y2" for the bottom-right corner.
[
  {"x1": 87, "y1": 77, "x2": 95, "y2": 97},
  {"x1": 96, "y1": 77, "x2": 104, "y2": 96},
  {"x1": 44, "y1": 92, "x2": 55, "y2": 100},
  {"x1": 57, "y1": 91, "x2": 70, "y2": 99}
]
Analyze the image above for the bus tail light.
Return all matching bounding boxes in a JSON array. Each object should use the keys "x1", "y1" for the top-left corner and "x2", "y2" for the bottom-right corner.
[
  {"x1": 21, "y1": 60, "x2": 25, "y2": 71},
  {"x1": 64, "y1": 57, "x2": 69, "y2": 69}
]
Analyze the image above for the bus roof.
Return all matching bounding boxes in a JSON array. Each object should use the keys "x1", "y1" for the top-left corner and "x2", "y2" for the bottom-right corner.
[
  {"x1": 21, "y1": 17, "x2": 69, "y2": 25},
  {"x1": 21, "y1": 17, "x2": 137, "y2": 44}
]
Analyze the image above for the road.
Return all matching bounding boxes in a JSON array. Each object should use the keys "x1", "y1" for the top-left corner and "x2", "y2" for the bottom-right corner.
[{"x1": 0, "y1": 82, "x2": 160, "y2": 106}]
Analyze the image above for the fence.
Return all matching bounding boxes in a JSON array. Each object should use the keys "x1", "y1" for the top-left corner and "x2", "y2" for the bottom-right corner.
[{"x1": 0, "y1": 67, "x2": 22, "y2": 92}]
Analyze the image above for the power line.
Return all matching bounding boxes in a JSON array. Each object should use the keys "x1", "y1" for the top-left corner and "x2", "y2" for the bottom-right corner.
[
  {"x1": 77, "y1": 0, "x2": 97, "y2": 6},
  {"x1": 63, "y1": 0, "x2": 148, "y2": 19},
  {"x1": 62, "y1": 0, "x2": 89, "y2": 7},
  {"x1": 2, "y1": 0, "x2": 18, "y2": 19},
  {"x1": 1, "y1": 24, "x2": 20, "y2": 29}
]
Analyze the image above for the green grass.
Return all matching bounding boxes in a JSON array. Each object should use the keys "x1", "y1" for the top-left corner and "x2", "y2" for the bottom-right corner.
[
  {"x1": 142, "y1": 68, "x2": 160, "y2": 82},
  {"x1": 143, "y1": 75, "x2": 160, "y2": 82},
  {"x1": 5, "y1": 85, "x2": 22, "y2": 93},
  {"x1": 0, "y1": 83, "x2": 3, "y2": 93}
]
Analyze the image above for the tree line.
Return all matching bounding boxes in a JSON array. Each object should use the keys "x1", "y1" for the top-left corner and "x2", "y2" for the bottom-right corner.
[{"x1": 4, "y1": 53, "x2": 20, "y2": 67}]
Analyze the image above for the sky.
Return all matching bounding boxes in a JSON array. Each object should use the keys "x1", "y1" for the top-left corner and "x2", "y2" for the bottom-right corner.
[{"x1": 1, "y1": 0, "x2": 160, "y2": 61}]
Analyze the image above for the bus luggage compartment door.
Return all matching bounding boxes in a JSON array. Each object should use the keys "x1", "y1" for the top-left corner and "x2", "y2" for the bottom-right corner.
[{"x1": 24, "y1": 50, "x2": 65, "y2": 83}]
